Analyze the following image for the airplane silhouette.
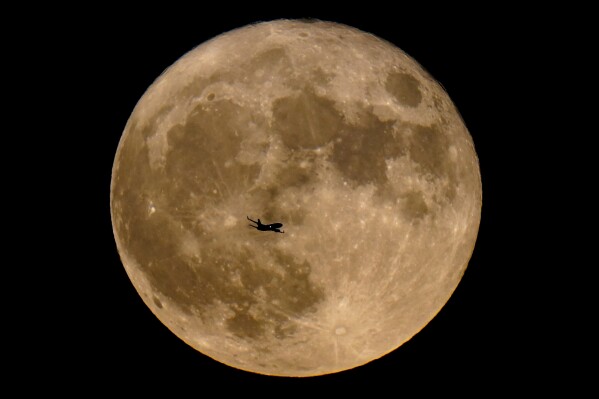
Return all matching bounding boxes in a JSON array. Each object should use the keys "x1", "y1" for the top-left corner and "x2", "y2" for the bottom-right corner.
[{"x1": 247, "y1": 216, "x2": 284, "y2": 233}]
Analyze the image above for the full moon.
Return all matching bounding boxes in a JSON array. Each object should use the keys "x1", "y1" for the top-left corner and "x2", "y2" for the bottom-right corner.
[{"x1": 111, "y1": 20, "x2": 481, "y2": 377}]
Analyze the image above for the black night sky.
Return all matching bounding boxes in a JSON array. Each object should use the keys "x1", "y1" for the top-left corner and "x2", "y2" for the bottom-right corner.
[{"x1": 27, "y1": 7, "x2": 581, "y2": 395}]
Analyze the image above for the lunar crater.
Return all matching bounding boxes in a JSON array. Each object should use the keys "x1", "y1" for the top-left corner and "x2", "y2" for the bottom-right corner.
[{"x1": 385, "y1": 71, "x2": 423, "y2": 108}]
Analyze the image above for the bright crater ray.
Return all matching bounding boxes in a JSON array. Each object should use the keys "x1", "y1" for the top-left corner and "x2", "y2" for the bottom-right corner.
[{"x1": 110, "y1": 19, "x2": 482, "y2": 377}]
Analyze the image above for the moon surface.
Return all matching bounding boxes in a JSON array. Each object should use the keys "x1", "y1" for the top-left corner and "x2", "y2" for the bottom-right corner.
[{"x1": 110, "y1": 19, "x2": 481, "y2": 377}]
